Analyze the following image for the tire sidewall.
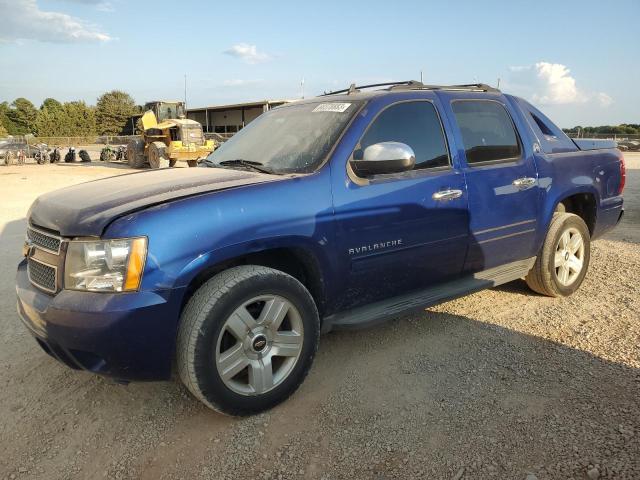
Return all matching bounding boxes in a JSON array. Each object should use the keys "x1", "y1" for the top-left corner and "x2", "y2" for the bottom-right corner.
[
  {"x1": 546, "y1": 215, "x2": 591, "y2": 296},
  {"x1": 190, "y1": 271, "x2": 319, "y2": 414}
]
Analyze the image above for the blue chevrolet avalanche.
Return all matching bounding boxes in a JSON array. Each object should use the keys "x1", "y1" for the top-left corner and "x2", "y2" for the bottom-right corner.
[{"x1": 17, "y1": 82, "x2": 625, "y2": 415}]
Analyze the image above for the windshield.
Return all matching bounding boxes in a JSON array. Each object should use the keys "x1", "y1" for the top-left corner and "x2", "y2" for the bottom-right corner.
[{"x1": 205, "y1": 100, "x2": 361, "y2": 174}]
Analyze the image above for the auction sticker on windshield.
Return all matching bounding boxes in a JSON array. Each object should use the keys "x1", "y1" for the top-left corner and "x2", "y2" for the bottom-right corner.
[{"x1": 312, "y1": 103, "x2": 352, "y2": 113}]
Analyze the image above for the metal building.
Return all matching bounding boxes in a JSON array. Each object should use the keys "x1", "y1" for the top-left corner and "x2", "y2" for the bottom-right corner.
[{"x1": 186, "y1": 100, "x2": 291, "y2": 137}]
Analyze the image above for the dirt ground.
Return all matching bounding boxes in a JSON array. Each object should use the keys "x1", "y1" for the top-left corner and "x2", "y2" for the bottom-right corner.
[{"x1": 1, "y1": 156, "x2": 638, "y2": 480}]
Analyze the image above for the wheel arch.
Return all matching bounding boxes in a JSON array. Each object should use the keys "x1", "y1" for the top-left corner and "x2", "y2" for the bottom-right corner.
[
  {"x1": 553, "y1": 192, "x2": 597, "y2": 236},
  {"x1": 177, "y1": 243, "x2": 329, "y2": 320},
  {"x1": 534, "y1": 186, "x2": 599, "y2": 255}
]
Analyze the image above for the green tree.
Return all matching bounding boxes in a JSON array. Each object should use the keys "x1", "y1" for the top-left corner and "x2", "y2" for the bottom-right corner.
[
  {"x1": 6, "y1": 98, "x2": 38, "y2": 134},
  {"x1": 0, "y1": 122, "x2": 7, "y2": 137},
  {"x1": 96, "y1": 90, "x2": 137, "y2": 135},
  {"x1": 0, "y1": 102, "x2": 14, "y2": 135},
  {"x1": 36, "y1": 98, "x2": 66, "y2": 136},
  {"x1": 64, "y1": 101, "x2": 96, "y2": 136}
]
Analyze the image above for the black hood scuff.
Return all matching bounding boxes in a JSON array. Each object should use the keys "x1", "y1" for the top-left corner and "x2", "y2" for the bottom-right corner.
[{"x1": 28, "y1": 167, "x2": 280, "y2": 236}]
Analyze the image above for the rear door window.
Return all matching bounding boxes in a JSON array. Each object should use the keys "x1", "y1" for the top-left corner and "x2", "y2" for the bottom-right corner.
[{"x1": 451, "y1": 100, "x2": 521, "y2": 165}]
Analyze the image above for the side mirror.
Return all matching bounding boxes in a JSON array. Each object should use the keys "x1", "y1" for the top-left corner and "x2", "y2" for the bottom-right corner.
[{"x1": 350, "y1": 142, "x2": 416, "y2": 177}]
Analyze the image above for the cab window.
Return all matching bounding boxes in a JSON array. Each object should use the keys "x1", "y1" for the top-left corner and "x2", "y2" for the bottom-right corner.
[
  {"x1": 452, "y1": 100, "x2": 521, "y2": 165},
  {"x1": 358, "y1": 101, "x2": 450, "y2": 172}
]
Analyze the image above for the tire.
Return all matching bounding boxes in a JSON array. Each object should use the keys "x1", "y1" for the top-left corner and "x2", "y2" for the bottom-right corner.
[
  {"x1": 187, "y1": 160, "x2": 198, "y2": 168},
  {"x1": 525, "y1": 213, "x2": 591, "y2": 297},
  {"x1": 4, "y1": 152, "x2": 16, "y2": 166},
  {"x1": 78, "y1": 150, "x2": 91, "y2": 163},
  {"x1": 169, "y1": 159, "x2": 178, "y2": 168},
  {"x1": 148, "y1": 141, "x2": 169, "y2": 169},
  {"x1": 177, "y1": 265, "x2": 320, "y2": 416},
  {"x1": 126, "y1": 138, "x2": 146, "y2": 168}
]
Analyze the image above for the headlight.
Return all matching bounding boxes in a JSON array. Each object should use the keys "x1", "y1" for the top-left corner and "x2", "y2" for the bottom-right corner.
[{"x1": 64, "y1": 237, "x2": 147, "y2": 292}]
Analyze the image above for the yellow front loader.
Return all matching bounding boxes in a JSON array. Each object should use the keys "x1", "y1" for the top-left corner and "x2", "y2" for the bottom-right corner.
[{"x1": 126, "y1": 103, "x2": 215, "y2": 169}]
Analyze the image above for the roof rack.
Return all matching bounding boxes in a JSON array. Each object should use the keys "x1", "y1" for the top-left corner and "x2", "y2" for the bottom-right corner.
[{"x1": 320, "y1": 80, "x2": 500, "y2": 96}]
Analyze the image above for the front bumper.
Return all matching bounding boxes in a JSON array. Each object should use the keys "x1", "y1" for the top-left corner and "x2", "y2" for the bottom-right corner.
[{"x1": 16, "y1": 260, "x2": 184, "y2": 381}]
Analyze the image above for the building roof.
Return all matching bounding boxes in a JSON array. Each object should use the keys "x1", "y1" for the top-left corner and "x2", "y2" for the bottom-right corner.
[{"x1": 187, "y1": 99, "x2": 293, "y2": 113}]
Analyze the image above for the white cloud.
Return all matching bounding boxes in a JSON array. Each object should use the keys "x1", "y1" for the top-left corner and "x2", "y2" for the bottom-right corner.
[
  {"x1": 596, "y1": 92, "x2": 613, "y2": 107},
  {"x1": 532, "y1": 62, "x2": 584, "y2": 105},
  {"x1": 223, "y1": 43, "x2": 271, "y2": 64},
  {"x1": 0, "y1": 0, "x2": 111, "y2": 43},
  {"x1": 61, "y1": 0, "x2": 115, "y2": 12},
  {"x1": 508, "y1": 61, "x2": 611, "y2": 107},
  {"x1": 222, "y1": 79, "x2": 263, "y2": 87}
]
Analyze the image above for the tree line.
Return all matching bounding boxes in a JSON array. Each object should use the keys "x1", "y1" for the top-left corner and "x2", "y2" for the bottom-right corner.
[
  {"x1": 563, "y1": 124, "x2": 640, "y2": 135},
  {"x1": 0, "y1": 91, "x2": 140, "y2": 138}
]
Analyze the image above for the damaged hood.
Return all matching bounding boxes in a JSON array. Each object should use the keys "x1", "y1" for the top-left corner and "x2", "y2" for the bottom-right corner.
[{"x1": 28, "y1": 167, "x2": 281, "y2": 236}]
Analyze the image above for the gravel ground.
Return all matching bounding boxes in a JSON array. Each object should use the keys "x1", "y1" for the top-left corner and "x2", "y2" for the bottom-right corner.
[{"x1": 1, "y1": 155, "x2": 638, "y2": 480}]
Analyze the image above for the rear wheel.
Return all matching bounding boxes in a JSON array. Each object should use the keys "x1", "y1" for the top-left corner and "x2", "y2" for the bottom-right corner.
[
  {"x1": 148, "y1": 141, "x2": 169, "y2": 169},
  {"x1": 187, "y1": 160, "x2": 198, "y2": 168},
  {"x1": 525, "y1": 213, "x2": 590, "y2": 297},
  {"x1": 4, "y1": 152, "x2": 16, "y2": 166},
  {"x1": 177, "y1": 266, "x2": 320, "y2": 416},
  {"x1": 126, "y1": 138, "x2": 146, "y2": 168}
]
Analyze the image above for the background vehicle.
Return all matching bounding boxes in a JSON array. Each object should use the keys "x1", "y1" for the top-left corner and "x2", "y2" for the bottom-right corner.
[
  {"x1": 126, "y1": 100, "x2": 215, "y2": 169},
  {"x1": 34, "y1": 147, "x2": 50, "y2": 164},
  {"x1": 617, "y1": 139, "x2": 640, "y2": 151},
  {"x1": 100, "y1": 145, "x2": 116, "y2": 162},
  {"x1": 50, "y1": 147, "x2": 61, "y2": 163},
  {"x1": 0, "y1": 140, "x2": 41, "y2": 159},
  {"x1": 16, "y1": 82, "x2": 625, "y2": 415}
]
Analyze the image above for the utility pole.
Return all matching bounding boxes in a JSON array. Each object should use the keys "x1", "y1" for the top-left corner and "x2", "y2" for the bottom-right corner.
[
  {"x1": 184, "y1": 74, "x2": 187, "y2": 110},
  {"x1": 420, "y1": 70, "x2": 423, "y2": 83},
  {"x1": 497, "y1": 77, "x2": 501, "y2": 89},
  {"x1": 301, "y1": 78, "x2": 305, "y2": 99}
]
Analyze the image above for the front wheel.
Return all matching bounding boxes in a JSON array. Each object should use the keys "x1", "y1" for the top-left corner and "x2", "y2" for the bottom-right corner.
[
  {"x1": 126, "y1": 139, "x2": 146, "y2": 168},
  {"x1": 177, "y1": 266, "x2": 320, "y2": 416},
  {"x1": 148, "y1": 141, "x2": 169, "y2": 169},
  {"x1": 525, "y1": 213, "x2": 591, "y2": 297}
]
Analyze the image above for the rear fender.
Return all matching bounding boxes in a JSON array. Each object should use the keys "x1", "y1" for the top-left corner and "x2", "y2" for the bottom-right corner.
[{"x1": 535, "y1": 184, "x2": 600, "y2": 250}]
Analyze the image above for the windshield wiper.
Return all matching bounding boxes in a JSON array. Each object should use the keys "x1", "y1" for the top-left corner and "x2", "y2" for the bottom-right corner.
[{"x1": 218, "y1": 159, "x2": 275, "y2": 174}]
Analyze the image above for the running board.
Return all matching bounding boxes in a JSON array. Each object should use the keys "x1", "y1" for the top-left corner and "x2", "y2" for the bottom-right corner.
[{"x1": 322, "y1": 257, "x2": 535, "y2": 332}]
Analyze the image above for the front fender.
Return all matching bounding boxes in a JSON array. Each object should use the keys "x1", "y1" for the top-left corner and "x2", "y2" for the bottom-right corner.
[{"x1": 174, "y1": 236, "x2": 335, "y2": 291}]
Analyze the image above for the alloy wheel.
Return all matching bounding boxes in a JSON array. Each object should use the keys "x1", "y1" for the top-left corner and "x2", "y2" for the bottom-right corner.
[
  {"x1": 554, "y1": 227, "x2": 585, "y2": 286},
  {"x1": 215, "y1": 295, "x2": 304, "y2": 396}
]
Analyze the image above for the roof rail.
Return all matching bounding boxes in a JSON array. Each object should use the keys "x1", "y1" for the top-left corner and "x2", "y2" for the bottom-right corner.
[
  {"x1": 320, "y1": 80, "x2": 500, "y2": 96},
  {"x1": 320, "y1": 81, "x2": 416, "y2": 96}
]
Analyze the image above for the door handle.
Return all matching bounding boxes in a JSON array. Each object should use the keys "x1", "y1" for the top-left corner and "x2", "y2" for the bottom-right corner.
[
  {"x1": 432, "y1": 189, "x2": 463, "y2": 201},
  {"x1": 512, "y1": 177, "x2": 536, "y2": 190}
]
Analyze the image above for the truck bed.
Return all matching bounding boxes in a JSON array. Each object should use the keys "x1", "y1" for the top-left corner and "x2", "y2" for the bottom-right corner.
[{"x1": 573, "y1": 138, "x2": 618, "y2": 151}]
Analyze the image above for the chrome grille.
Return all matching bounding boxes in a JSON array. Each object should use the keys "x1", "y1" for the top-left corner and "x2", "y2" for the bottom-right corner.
[
  {"x1": 27, "y1": 227, "x2": 61, "y2": 254},
  {"x1": 28, "y1": 258, "x2": 57, "y2": 293}
]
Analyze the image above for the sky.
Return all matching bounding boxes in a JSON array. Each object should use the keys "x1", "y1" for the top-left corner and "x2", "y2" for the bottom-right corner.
[{"x1": 0, "y1": 0, "x2": 638, "y2": 128}]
